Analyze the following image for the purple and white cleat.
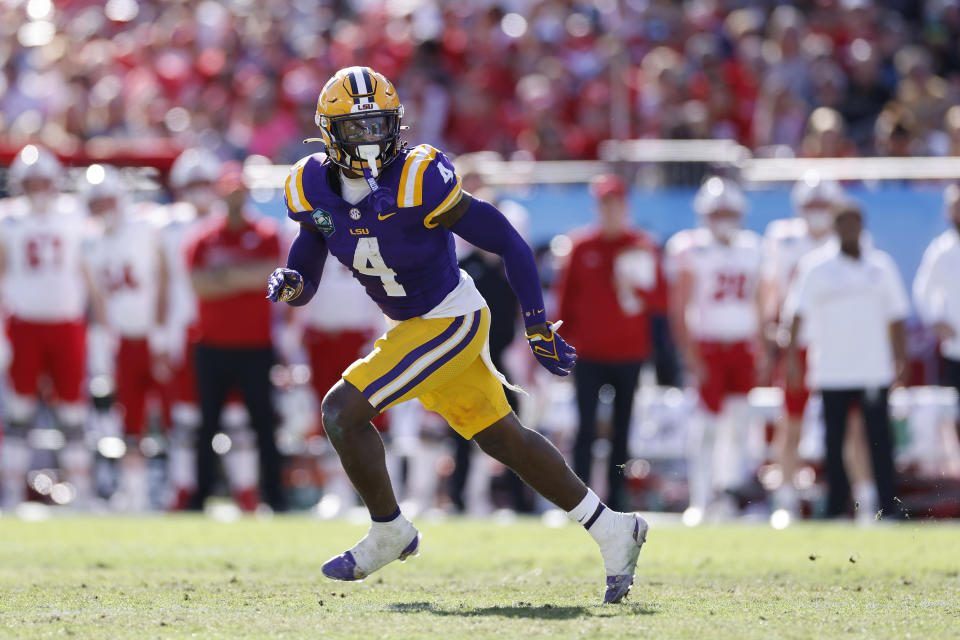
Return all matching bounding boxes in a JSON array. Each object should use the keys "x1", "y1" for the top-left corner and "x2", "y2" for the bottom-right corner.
[
  {"x1": 602, "y1": 514, "x2": 649, "y2": 604},
  {"x1": 322, "y1": 527, "x2": 421, "y2": 582}
]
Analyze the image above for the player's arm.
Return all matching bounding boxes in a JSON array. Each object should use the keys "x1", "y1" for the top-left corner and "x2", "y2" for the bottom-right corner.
[
  {"x1": 224, "y1": 259, "x2": 282, "y2": 292},
  {"x1": 782, "y1": 261, "x2": 812, "y2": 389},
  {"x1": 437, "y1": 195, "x2": 545, "y2": 328},
  {"x1": 155, "y1": 241, "x2": 169, "y2": 327},
  {"x1": 186, "y1": 233, "x2": 231, "y2": 300},
  {"x1": 267, "y1": 223, "x2": 328, "y2": 307},
  {"x1": 668, "y1": 266, "x2": 699, "y2": 379},
  {"x1": 190, "y1": 266, "x2": 234, "y2": 299},
  {"x1": 913, "y1": 242, "x2": 956, "y2": 341},
  {"x1": 438, "y1": 194, "x2": 576, "y2": 376},
  {"x1": 81, "y1": 257, "x2": 108, "y2": 327},
  {"x1": 883, "y1": 255, "x2": 911, "y2": 387}
]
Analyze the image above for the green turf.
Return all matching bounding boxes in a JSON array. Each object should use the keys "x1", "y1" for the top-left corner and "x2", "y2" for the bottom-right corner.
[{"x1": 0, "y1": 514, "x2": 957, "y2": 639}]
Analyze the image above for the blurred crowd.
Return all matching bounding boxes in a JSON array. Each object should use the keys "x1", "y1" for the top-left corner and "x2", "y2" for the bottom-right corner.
[{"x1": 5, "y1": 0, "x2": 960, "y2": 163}]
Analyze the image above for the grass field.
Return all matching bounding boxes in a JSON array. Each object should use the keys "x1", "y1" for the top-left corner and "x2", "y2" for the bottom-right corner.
[{"x1": 0, "y1": 513, "x2": 958, "y2": 639}]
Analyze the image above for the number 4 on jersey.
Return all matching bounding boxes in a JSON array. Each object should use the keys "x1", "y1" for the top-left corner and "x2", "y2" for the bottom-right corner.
[
  {"x1": 353, "y1": 237, "x2": 406, "y2": 297},
  {"x1": 437, "y1": 162, "x2": 454, "y2": 183}
]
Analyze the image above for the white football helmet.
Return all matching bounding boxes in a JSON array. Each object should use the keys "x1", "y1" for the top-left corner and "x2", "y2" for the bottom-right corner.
[
  {"x1": 8, "y1": 144, "x2": 63, "y2": 195},
  {"x1": 82, "y1": 164, "x2": 127, "y2": 223},
  {"x1": 169, "y1": 148, "x2": 221, "y2": 190},
  {"x1": 83, "y1": 164, "x2": 123, "y2": 202},
  {"x1": 170, "y1": 148, "x2": 221, "y2": 213},
  {"x1": 791, "y1": 172, "x2": 845, "y2": 234},
  {"x1": 694, "y1": 176, "x2": 746, "y2": 241}
]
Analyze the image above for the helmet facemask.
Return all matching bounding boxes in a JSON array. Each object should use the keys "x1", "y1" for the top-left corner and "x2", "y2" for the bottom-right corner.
[{"x1": 317, "y1": 107, "x2": 403, "y2": 178}]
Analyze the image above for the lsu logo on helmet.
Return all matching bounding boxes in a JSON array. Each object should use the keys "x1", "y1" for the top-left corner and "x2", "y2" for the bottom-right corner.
[{"x1": 313, "y1": 66, "x2": 405, "y2": 177}]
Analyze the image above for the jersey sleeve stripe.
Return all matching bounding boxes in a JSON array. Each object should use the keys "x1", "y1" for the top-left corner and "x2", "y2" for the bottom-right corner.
[
  {"x1": 397, "y1": 149, "x2": 420, "y2": 207},
  {"x1": 285, "y1": 158, "x2": 314, "y2": 212},
  {"x1": 410, "y1": 146, "x2": 438, "y2": 207},
  {"x1": 284, "y1": 174, "x2": 300, "y2": 211},
  {"x1": 398, "y1": 145, "x2": 436, "y2": 208},
  {"x1": 294, "y1": 159, "x2": 313, "y2": 211},
  {"x1": 423, "y1": 176, "x2": 463, "y2": 229}
]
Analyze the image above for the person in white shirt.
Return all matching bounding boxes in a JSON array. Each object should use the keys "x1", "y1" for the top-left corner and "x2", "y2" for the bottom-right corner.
[
  {"x1": 785, "y1": 202, "x2": 908, "y2": 519},
  {"x1": 0, "y1": 145, "x2": 95, "y2": 509},
  {"x1": 913, "y1": 183, "x2": 960, "y2": 429},
  {"x1": 760, "y1": 175, "x2": 844, "y2": 513},
  {"x1": 667, "y1": 177, "x2": 763, "y2": 521}
]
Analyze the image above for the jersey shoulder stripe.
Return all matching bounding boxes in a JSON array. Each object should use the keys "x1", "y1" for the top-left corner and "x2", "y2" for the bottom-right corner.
[
  {"x1": 285, "y1": 155, "x2": 318, "y2": 213},
  {"x1": 397, "y1": 144, "x2": 438, "y2": 208}
]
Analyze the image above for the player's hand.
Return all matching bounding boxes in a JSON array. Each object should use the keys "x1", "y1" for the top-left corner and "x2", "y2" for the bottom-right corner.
[
  {"x1": 266, "y1": 268, "x2": 304, "y2": 303},
  {"x1": 526, "y1": 321, "x2": 577, "y2": 376}
]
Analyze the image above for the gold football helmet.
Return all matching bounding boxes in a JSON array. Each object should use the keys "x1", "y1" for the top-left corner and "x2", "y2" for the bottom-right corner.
[{"x1": 313, "y1": 66, "x2": 404, "y2": 177}]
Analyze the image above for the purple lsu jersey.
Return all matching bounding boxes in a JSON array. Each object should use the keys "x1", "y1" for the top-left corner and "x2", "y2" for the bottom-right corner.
[{"x1": 284, "y1": 144, "x2": 465, "y2": 321}]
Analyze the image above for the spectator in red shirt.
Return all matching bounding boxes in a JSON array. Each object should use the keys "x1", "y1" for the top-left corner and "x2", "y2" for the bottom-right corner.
[
  {"x1": 185, "y1": 163, "x2": 286, "y2": 512},
  {"x1": 554, "y1": 175, "x2": 668, "y2": 509}
]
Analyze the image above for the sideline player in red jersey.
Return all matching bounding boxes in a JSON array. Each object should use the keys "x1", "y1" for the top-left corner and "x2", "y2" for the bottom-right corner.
[{"x1": 266, "y1": 67, "x2": 647, "y2": 603}]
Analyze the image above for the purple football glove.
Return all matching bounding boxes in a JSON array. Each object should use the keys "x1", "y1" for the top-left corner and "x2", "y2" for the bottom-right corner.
[
  {"x1": 266, "y1": 268, "x2": 304, "y2": 303},
  {"x1": 526, "y1": 320, "x2": 577, "y2": 376}
]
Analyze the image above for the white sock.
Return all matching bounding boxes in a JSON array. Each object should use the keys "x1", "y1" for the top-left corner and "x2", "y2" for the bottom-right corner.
[
  {"x1": 567, "y1": 488, "x2": 604, "y2": 526},
  {"x1": 567, "y1": 488, "x2": 624, "y2": 543},
  {"x1": 369, "y1": 509, "x2": 414, "y2": 538}
]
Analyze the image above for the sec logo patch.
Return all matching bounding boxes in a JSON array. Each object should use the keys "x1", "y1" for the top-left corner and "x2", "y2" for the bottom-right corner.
[{"x1": 349, "y1": 208, "x2": 361, "y2": 220}]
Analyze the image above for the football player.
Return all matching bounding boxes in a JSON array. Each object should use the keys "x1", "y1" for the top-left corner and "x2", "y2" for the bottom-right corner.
[
  {"x1": 266, "y1": 66, "x2": 647, "y2": 603},
  {"x1": 666, "y1": 177, "x2": 763, "y2": 522},
  {"x1": 156, "y1": 148, "x2": 220, "y2": 509},
  {"x1": 759, "y1": 174, "x2": 845, "y2": 515},
  {"x1": 0, "y1": 145, "x2": 95, "y2": 508},
  {"x1": 82, "y1": 165, "x2": 165, "y2": 510}
]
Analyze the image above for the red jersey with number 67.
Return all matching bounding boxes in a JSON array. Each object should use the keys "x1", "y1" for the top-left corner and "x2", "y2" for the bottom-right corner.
[{"x1": 665, "y1": 228, "x2": 762, "y2": 342}]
